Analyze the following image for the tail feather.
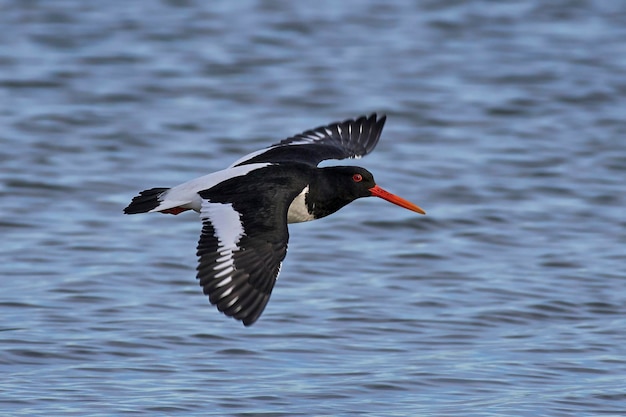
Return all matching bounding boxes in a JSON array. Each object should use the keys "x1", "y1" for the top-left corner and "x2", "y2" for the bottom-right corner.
[{"x1": 124, "y1": 187, "x2": 169, "y2": 214}]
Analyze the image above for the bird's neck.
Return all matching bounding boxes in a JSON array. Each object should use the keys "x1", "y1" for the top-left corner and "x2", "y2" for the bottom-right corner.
[{"x1": 305, "y1": 172, "x2": 355, "y2": 220}]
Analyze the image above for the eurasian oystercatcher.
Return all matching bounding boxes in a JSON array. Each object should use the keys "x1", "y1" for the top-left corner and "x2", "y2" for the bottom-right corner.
[{"x1": 124, "y1": 114, "x2": 425, "y2": 326}]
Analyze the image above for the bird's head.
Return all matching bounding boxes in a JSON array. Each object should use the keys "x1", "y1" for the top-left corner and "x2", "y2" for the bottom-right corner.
[{"x1": 322, "y1": 166, "x2": 426, "y2": 215}]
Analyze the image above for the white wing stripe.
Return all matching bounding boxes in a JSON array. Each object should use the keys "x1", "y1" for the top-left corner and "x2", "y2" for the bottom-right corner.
[
  {"x1": 216, "y1": 254, "x2": 233, "y2": 263},
  {"x1": 225, "y1": 296, "x2": 239, "y2": 308},
  {"x1": 201, "y1": 201, "x2": 245, "y2": 278},
  {"x1": 214, "y1": 266, "x2": 233, "y2": 278},
  {"x1": 215, "y1": 276, "x2": 233, "y2": 287},
  {"x1": 219, "y1": 287, "x2": 233, "y2": 298},
  {"x1": 203, "y1": 202, "x2": 245, "y2": 249}
]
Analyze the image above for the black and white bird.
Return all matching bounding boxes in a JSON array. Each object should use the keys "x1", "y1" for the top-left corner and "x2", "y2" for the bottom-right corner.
[{"x1": 124, "y1": 114, "x2": 425, "y2": 326}]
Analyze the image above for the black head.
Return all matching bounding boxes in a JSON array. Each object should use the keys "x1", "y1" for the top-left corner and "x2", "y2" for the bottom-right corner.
[
  {"x1": 320, "y1": 166, "x2": 377, "y2": 199},
  {"x1": 312, "y1": 166, "x2": 425, "y2": 218}
]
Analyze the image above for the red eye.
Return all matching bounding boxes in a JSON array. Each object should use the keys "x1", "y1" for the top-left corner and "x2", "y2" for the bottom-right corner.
[{"x1": 352, "y1": 173, "x2": 363, "y2": 182}]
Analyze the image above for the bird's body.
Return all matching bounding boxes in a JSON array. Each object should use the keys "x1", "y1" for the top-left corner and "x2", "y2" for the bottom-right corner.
[{"x1": 124, "y1": 114, "x2": 425, "y2": 326}]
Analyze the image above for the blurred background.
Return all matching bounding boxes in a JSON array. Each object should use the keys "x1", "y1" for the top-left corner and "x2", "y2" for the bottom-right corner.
[{"x1": 1, "y1": 1, "x2": 625, "y2": 415}]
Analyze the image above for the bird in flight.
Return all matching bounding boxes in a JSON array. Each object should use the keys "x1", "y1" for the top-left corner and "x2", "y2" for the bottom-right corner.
[{"x1": 124, "y1": 114, "x2": 425, "y2": 326}]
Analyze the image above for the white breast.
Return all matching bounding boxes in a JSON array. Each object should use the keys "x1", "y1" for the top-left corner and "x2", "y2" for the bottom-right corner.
[{"x1": 287, "y1": 185, "x2": 315, "y2": 223}]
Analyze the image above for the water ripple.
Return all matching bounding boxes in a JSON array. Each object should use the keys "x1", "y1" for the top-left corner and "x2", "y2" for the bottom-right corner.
[{"x1": 1, "y1": 0, "x2": 626, "y2": 416}]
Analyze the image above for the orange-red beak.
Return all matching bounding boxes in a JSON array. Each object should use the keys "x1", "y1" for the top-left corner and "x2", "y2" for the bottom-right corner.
[{"x1": 369, "y1": 185, "x2": 426, "y2": 215}]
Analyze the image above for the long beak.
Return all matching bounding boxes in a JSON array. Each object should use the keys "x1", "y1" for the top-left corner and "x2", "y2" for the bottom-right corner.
[{"x1": 369, "y1": 185, "x2": 426, "y2": 215}]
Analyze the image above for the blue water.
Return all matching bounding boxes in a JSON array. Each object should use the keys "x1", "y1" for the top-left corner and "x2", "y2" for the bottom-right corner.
[{"x1": 1, "y1": 1, "x2": 625, "y2": 415}]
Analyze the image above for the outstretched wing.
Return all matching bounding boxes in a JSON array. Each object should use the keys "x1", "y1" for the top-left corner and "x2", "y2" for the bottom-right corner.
[
  {"x1": 230, "y1": 113, "x2": 386, "y2": 167},
  {"x1": 196, "y1": 201, "x2": 286, "y2": 326},
  {"x1": 195, "y1": 165, "x2": 308, "y2": 326}
]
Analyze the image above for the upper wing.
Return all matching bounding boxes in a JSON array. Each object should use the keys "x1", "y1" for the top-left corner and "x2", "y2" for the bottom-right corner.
[
  {"x1": 230, "y1": 113, "x2": 386, "y2": 167},
  {"x1": 195, "y1": 165, "x2": 308, "y2": 326}
]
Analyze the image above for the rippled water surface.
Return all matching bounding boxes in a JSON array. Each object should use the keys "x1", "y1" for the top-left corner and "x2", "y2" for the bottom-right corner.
[{"x1": 2, "y1": 1, "x2": 625, "y2": 416}]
